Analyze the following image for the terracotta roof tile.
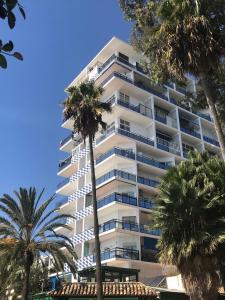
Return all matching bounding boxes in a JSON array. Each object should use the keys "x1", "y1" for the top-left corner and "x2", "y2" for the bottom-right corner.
[{"x1": 49, "y1": 282, "x2": 157, "y2": 298}]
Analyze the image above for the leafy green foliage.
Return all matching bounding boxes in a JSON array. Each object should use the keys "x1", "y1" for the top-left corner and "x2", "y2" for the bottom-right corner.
[
  {"x1": 63, "y1": 81, "x2": 112, "y2": 300},
  {"x1": 0, "y1": 187, "x2": 77, "y2": 300},
  {"x1": 120, "y1": 0, "x2": 225, "y2": 82},
  {"x1": 0, "y1": 258, "x2": 48, "y2": 299},
  {"x1": 120, "y1": 0, "x2": 225, "y2": 161},
  {"x1": 63, "y1": 81, "x2": 112, "y2": 141},
  {"x1": 0, "y1": 0, "x2": 25, "y2": 68},
  {"x1": 154, "y1": 151, "x2": 225, "y2": 298}
]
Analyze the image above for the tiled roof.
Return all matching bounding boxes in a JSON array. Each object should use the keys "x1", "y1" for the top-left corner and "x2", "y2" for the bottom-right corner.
[{"x1": 49, "y1": 282, "x2": 157, "y2": 298}]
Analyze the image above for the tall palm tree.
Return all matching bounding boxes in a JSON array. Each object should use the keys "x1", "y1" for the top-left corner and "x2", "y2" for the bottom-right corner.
[
  {"x1": 120, "y1": 0, "x2": 225, "y2": 160},
  {"x1": 0, "y1": 187, "x2": 77, "y2": 300},
  {"x1": 63, "y1": 80, "x2": 111, "y2": 300},
  {"x1": 153, "y1": 151, "x2": 225, "y2": 300}
]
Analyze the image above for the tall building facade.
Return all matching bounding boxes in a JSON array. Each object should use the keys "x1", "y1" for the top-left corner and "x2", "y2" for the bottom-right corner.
[{"x1": 56, "y1": 37, "x2": 220, "y2": 283}]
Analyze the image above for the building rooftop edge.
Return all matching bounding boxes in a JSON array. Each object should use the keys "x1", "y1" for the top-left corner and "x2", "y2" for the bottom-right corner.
[{"x1": 65, "y1": 36, "x2": 135, "y2": 91}]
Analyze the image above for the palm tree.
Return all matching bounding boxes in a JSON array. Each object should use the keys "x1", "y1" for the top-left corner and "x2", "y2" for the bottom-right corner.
[
  {"x1": 0, "y1": 187, "x2": 77, "y2": 300},
  {"x1": 63, "y1": 80, "x2": 111, "y2": 300},
  {"x1": 120, "y1": 0, "x2": 225, "y2": 160},
  {"x1": 153, "y1": 151, "x2": 225, "y2": 300}
]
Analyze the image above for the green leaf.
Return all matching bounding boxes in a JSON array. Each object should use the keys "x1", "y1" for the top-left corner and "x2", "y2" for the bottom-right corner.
[
  {"x1": 2, "y1": 41, "x2": 14, "y2": 52},
  {"x1": 19, "y1": 6, "x2": 25, "y2": 19},
  {"x1": 13, "y1": 52, "x2": 23, "y2": 61},
  {"x1": 0, "y1": 54, "x2": 7, "y2": 69},
  {"x1": 8, "y1": 11, "x2": 16, "y2": 29}
]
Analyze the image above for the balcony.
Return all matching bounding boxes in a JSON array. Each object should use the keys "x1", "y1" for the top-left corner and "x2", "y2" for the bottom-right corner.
[
  {"x1": 96, "y1": 147, "x2": 171, "y2": 171},
  {"x1": 96, "y1": 126, "x2": 115, "y2": 145},
  {"x1": 97, "y1": 192, "x2": 137, "y2": 209},
  {"x1": 57, "y1": 178, "x2": 70, "y2": 190},
  {"x1": 140, "y1": 225, "x2": 161, "y2": 236},
  {"x1": 136, "y1": 153, "x2": 172, "y2": 170},
  {"x1": 100, "y1": 71, "x2": 169, "y2": 103},
  {"x1": 156, "y1": 136, "x2": 180, "y2": 156},
  {"x1": 155, "y1": 114, "x2": 177, "y2": 129},
  {"x1": 96, "y1": 169, "x2": 136, "y2": 186},
  {"x1": 137, "y1": 176, "x2": 159, "y2": 188},
  {"x1": 108, "y1": 96, "x2": 152, "y2": 119},
  {"x1": 60, "y1": 133, "x2": 73, "y2": 147},
  {"x1": 96, "y1": 147, "x2": 135, "y2": 165},
  {"x1": 99, "y1": 219, "x2": 160, "y2": 237},
  {"x1": 138, "y1": 198, "x2": 155, "y2": 209},
  {"x1": 96, "y1": 169, "x2": 159, "y2": 190},
  {"x1": 203, "y1": 135, "x2": 220, "y2": 147},
  {"x1": 165, "y1": 82, "x2": 186, "y2": 95},
  {"x1": 97, "y1": 192, "x2": 154, "y2": 211},
  {"x1": 58, "y1": 155, "x2": 72, "y2": 172},
  {"x1": 96, "y1": 127, "x2": 154, "y2": 148},
  {"x1": 180, "y1": 127, "x2": 201, "y2": 139},
  {"x1": 97, "y1": 53, "x2": 147, "y2": 78},
  {"x1": 197, "y1": 113, "x2": 212, "y2": 122},
  {"x1": 95, "y1": 247, "x2": 139, "y2": 262},
  {"x1": 118, "y1": 128, "x2": 154, "y2": 146}
]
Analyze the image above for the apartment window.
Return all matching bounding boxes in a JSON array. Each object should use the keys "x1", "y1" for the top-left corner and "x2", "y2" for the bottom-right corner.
[
  {"x1": 155, "y1": 106, "x2": 168, "y2": 119},
  {"x1": 156, "y1": 131, "x2": 172, "y2": 145},
  {"x1": 182, "y1": 143, "x2": 194, "y2": 153},
  {"x1": 122, "y1": 191, "x2": 135, "y2": 197},
  {"x1": 122, "y1": 216, "x2": 136, "y2": 223},
  {"x1": 118, "y1": 52, "x2": 129, "y2": 62},
  {"x1": 123, "y1": 243, "x2": 137, "y2": 250},
  {"x1": 120, "y1": 119, "x2": 130, "y2": 132},
  {"x1": 119, "y1": 92, "x2": 130, "y2": 104}
]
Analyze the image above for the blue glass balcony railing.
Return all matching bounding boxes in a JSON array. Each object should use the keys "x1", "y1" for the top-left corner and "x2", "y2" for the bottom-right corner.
[
  {"x1": 136, "y1": 154, "x2": 171, "y2": 170},
  {"x1": 96, "y1": 126, "x2": 155, "y2": 147},
  {"x1": 98, "y1": 219, "x2": 160, "y2": 237},
  {"x1": 138, "y1": 198, "x2": 155, "y2": 209},
  {"x1": 93, "y1": 247, "x2": 139, "y2": 262},
  {"x1": 95, "y1": 126, "x2": 115, "y2": 145},
  {"x1": 100, "y1": 71, "x2": 169, "y2": 103},
  {"x1": 118, "y1": 128, "x2": 154, "y2": 146},
  {"x1": 96, "y1": 146, "x2": 171, "y2": 171},
  {"x1": 139, "y1": 225, "x2": 161, "y2": 236},
  {"x1": 197, "y1": 113, "x2": 212, "y2": 122},
  {"x1": 99, "y1": 219, "x2": 139, "y2": 233},
  {"x1": 180, "y1": 127, "x2": 201, "y2": 139},
  {"x1": 97, "y1": 53, "x2": 148, "y2": 77},
  {"x1": 58, "y1": 155, "x2": 72, "y2": 171},
  {"x1": 137, "y1": 176, "x2": 159, "y2": 188},
  {"x1": 60, "y1": 133, "x2": 73, "y2": 147},
  {"x1": 155, "y1": 114, "x2": 167, "y2": 124},
  {"x1": 96, "y1": 147, "x2": 135, "y2": 165},
  {"x1": 114, "y1": 98, "x2": 152, "y2": 118},
  {"x1": 57, "y1": 178, "x2": 70, "y2": 189},
  {"x1": 96, "y1": 192, "x2": 154, "y2": 211},
  {"x1": 203, "y1": 135, "x2": 220, "y2": 147},
  {"x1": 96, "y1": 169, "x2": 159, "y2": 189},
  {"x1": 156, "y1": 137, "x2": 180, "y2": 156},
  {"x1": 96, "y1": 169, "x2": 136, "y2": 186}
]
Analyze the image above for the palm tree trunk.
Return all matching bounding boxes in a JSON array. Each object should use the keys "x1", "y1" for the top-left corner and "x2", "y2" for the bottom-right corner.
[
  {"x1": 219, "y1": 264, "x2": 225, "y2": 290},
  {"x1": 22, "y1": 261, "x2": 31, "y2": 300},
  {"x1": 88, "y1": 134, "x2": 103, "y2": 300},
  {"x1": 181, "y1": 257, "x2": 219, "y2": 300},
  {"x1": 200, "y1": 73, "x2": 225, "y2": 161}
]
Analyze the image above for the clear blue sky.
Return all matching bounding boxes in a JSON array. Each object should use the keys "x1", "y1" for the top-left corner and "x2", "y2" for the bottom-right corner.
[{"x1": 0, "y1": 0, "x2": 131, "y2": 200}]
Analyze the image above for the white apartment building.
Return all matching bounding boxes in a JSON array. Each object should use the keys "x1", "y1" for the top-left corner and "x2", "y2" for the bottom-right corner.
[{"x1": 56, "y1": 37, "x2": 221, "y2": 283}]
